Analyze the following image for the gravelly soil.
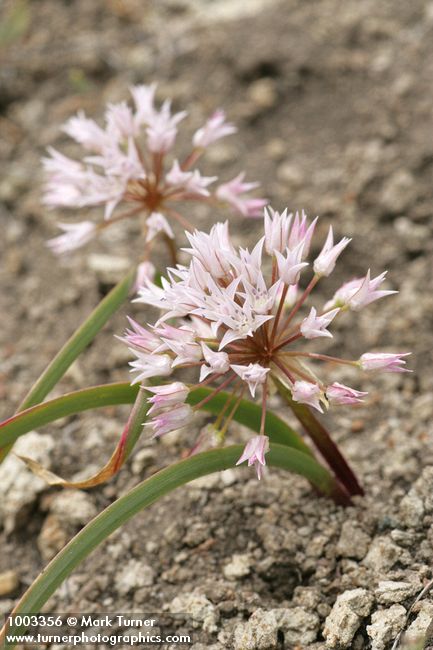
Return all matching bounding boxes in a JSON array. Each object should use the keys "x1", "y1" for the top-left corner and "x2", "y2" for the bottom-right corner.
[{"x1": 1, "y1": 0, "x2": 433, "y2": 648}]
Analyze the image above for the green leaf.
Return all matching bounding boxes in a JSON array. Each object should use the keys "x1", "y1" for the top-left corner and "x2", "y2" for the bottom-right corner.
[
  {"x1": 0, "y1": 270, "x2": 135, "y2": 463},
  {"x1": 0, "y1": 444, "x2": 348, "y2": 646},
  {"x1": 19, "y1": 270, "x2": 136, "y2": 410},
  {"x1": 17, "y1": 388, "x2": 149, "y2": 489},
  {"x1": 0, "y1": 383, "x2": 311, "y2": 457}
]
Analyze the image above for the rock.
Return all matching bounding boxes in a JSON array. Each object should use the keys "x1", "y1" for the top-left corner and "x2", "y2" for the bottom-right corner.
[
  {"x1": 131, "y1": 448, "x2": 157, "y2": 475},
  {"x1": 115, "y1": 559, "x2": 155, "y2": 595},
  {"x1": 223, "y1": 553, "x2": 252, "y2": 579},
  {"x1": 0, "y1": 570, "x2": 19, "y2": 596},
  {"x1": 49, "y1": 490, "x2": 98, "y2": 527},
  {"x1": 367, "y1": 605, "x2": 406, "y2": 650},
  {"x1": 364, "y1": 537, "x2": 402, "y2": 572},
  {"x1": 87, "y1": 254, "x2": 130, "y2": 283},
  {"x1": 336, "y1": 521, "x2": 371, "y2": 560},
  {"x1": 404, "y1": 602, "x2": 433, "y2": 645},
  {"x1": 276, "y1": 607, "x2": 319, "y2": 645},
  {"x1": 277, "y1": 162, "x2": 304, "y2": 188},
  {"x1": 233, "y1": 609, "x2": 279, "y2": 650},
  {"x1": 376, "y1": 580, "x2": 419, "y2": 604},
  {"x1": 399, "y1": 467, "x2": 433, "y2": 527},
  {"x1": 323, "y1": 588, "x2": 374, "y2": 648},
  {"x1": 292, "y1": 586, "x2": 322, "y2": 610},
  {"x1": 169, "y1": 592, "x2": 219, "y2": 633},
  {"x1": 379, "y1": 169, "x2": 416, "y2": 215},
  {"x1": 247, "y1": 78, "x2": 278, "y2": 110},
  {"x1": 0, "y1": 432, "x2": 55, "y2": 533},
  {"x1": 37, "y1": 514, "x2": 69, "y2": 561}
]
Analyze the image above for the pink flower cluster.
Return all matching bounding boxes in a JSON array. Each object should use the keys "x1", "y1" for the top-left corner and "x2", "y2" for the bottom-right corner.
[
  {"x1": 121, "y1": 208, "x2": 409, "y2": 479},
  {"x1": 43, "y1": 83, "x2": 267, "y2": 259}
]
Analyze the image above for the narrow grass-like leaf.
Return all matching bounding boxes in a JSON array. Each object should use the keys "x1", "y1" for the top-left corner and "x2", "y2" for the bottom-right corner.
[
  {"x1": 19, "y1": 270, "x2": 136, "y2": 411},
  {"x1": 0, "y1": 383, "x2": 312, "y2": 456},
  {"x1": 18, "y1": 388, "x2": 149, "y2": 488},
  {"x1": 0, "y1": 270, "x2": 135, "y2": 464},
  {"x1": 0, "y1": 444, "x2": 349, "y2": 646}
]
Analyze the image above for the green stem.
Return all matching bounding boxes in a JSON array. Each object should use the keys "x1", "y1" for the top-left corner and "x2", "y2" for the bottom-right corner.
[
  {"x1": 274, "y1": 378, "x2": 364, "y2": 497},
  {"x1": 0, "y1": 269, "x2": 136, "y2": 463},
  {"x1": 0, "y1": 444, "x2": 349, "y2": 647}
]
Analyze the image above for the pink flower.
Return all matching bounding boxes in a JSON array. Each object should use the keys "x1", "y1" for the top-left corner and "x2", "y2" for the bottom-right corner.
[
  {"x1": 135, "y1": 261, "x2": 155, "y2": 292},
  {"x1": 324, "y1": 270, "x2": 397, "y2": 311},
  {"x1": 119, "y1": 316, "x2": 160, "y2": 352},
  {"x1": 230, "y1": 363, "x2": 270, "y2": 397},
  {"x1": 184, "y1": 221, "x2": 235, "y2": 278},
  {"x1": 146, "y1": 382, "x2": 189, "y2": 416},
  {"x1": 47, "y1": 221, "x2": 96, "y2": 254},
  {"x1": 359, "y1": 353, "x2": 411, "y2": 373},
  {"x1": 264, "y1": 207, "x2": 292, "y2": 254},
  {"x1": 145, "y1": 404, "x2": 194, "y2": 437},
  {"x1": 62, "y1": 111, "x2": 110, "y2": 151},
  {"x1": 192, "y1": 109, "x2": 236, "y2": 148},
  {"x1": 288, "y1": 210, "x2": 318, "y2": 258},
  {"x1": 274, "y1": 242, "x2": 308, "y2": 286},
  {"x1": 216, "y1": 172, "x2": 267, "y2": 217},
  {"x1": 300, "y1": 307, "x2": 340, "y2": 340},
  {"x1": 313, "y1": 227, "x2": 351, "y2": 277},
  {"x1": 326, "y1": 382, "x2": 367, "y2": 405},
  {"x1": 146, "y1": 100, "x2": 187, "y2": 153},
  {"x1": 236, "y1": 435, "x2": 270, "y2": 480},
  {"x1": 105, "y1": 101, "x2": 137, "y2": 141},
  {"x1": 129, "y1": 352, "x2": 173, "y2": 384},
  {"x1": 130, "y1": 83, "x2": 157, "y2": 127},
  {"x1": 199, "y1": 344, "x2": 230, "y2": 381},
  {"x1": 44, "y1": 84, "x2": 264, "y2": 256},
  {"x1": 145, "y1": 212, "x2": 174, "y2": 243},
  {"x1": 122, "y1": 212, "x2": 407, "y2": 474},
  {"x1": 291, "y1": 380, "x2": 323, "y2": 412}
]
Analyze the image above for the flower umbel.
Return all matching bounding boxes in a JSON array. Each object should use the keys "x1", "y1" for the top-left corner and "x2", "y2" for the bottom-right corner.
[
  {"x1": 43, "y1": 84, "x2": 266, "y2": 260},
  {"x1": 122, "y1": 209, "x2": 409, "y2": 478}
]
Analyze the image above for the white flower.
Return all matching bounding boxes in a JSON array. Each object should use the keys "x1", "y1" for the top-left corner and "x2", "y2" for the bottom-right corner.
[
  {"x1": 274, "y1": 242, "x2": 308, "y2": 285},
  {"x1": 129, "y1": 352, "x2": 173, "y2": 384},
  {"x1": 146, "y1": 100, "x2": 187, "y2": 153},
  {"x1": 145, "y1": 212, "x2": 174, "y2": 243},
  {"x1": 47, "y1": 221, "x2": 96, "y2": 254},
  {"x1": 324, "y1": 270, "x2": 397, "y2": 311},
  {"x1": 184, "y1": 222, "x2": 235, "y2": 278},
  {"x1": 230, "y1": 363, "x2": 270, "y2": 397},
  {"x1": 145, "y1": 404, "x2": 194, "y2": 437},
  {"x1": 313, "y1": 227, "x2": 351, "y2": 277},
  {"x1": 130, "y1": 82, "x2": 157, "y2": 126},
  {"x1": 193, "y1": 109, "x2": 236, "y2": 148},
  {"x1": 236, "y1": 435, "x2": 270, "y2": 480},
  {"x1": 264, "y1": 206, "x2": 292, "y2": 254},
  {"x1": 300, "y1": 307, "x2": 340, "y2": 339},
  {"x1": 146, "y1": 382, "x2": 189, "y2": 416},
  {"x1": 291, "y1": 380, "x2": 323, "y2": 413},
  {"x1": 199, "y1": 344, "x2": 230, "y2": 381}
]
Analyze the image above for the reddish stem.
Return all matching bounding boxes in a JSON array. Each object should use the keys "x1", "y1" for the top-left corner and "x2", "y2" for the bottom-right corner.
[{"x1": 274, "y1": 378, "x2": 364, "y2": 497}]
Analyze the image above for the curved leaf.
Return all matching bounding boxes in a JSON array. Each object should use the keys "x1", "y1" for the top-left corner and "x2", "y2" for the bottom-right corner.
[
  {"x1": 19, "y1": 270, "x2": 136, "y2": 411},
  {"x1": 0, "y1": 270, "x2": 136, "y2": 464},
  {"x1": 0, "y1": 444, "x2": 349, "y2": 646},
  {"x1": 0, "y1": 383, "x2": 312, "y2": 456}
]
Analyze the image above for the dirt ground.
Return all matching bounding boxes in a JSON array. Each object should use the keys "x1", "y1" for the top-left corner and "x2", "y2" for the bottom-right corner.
[{"x1": 1, "y1": 0, "x2": 433, "y2": 648}]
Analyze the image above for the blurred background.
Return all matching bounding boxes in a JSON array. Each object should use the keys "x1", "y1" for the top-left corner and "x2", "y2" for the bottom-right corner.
[{"x1": 1, "y1": 1, "x2": 433, "y2": 647}]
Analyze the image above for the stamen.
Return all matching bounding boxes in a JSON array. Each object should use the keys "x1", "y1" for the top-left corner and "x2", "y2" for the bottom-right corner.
[{"x1": 277, "y1": 275, "x2": 319, "y2": 340}]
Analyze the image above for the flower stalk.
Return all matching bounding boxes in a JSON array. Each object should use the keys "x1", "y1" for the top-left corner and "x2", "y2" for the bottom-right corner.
[{"x1": 273, "y1": 377, "x2": 364, "y2": 497}]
